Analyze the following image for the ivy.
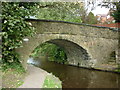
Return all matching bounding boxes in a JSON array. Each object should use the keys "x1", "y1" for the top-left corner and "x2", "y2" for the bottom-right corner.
[{"x1": 1, "y1": 2, "x2": 39, "y2": 69}]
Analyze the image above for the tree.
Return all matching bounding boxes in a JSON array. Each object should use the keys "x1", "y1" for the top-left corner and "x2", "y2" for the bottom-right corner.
[
  {"x1": 1, "y1": 2, "x2": 39, "y2": 69},
  {"x1": 111, "y1": 2, "x2": 120, "y2": 22},
  {"x1": 85, "y1": 12, "x2": 98, "y2": 24},
  {"x1": 36, "y1": 2, "x2": 84, "y2": 23}
]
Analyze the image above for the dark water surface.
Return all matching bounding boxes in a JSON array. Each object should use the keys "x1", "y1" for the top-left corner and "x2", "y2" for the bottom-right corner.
[{"x1": 28, "y1": 57, "x2": 120, "y2": 88}]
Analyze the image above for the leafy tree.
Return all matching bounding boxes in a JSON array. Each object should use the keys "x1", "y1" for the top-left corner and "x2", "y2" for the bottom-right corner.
[
  {"x1": 36, "y1": 2, "x2": 83, "y2": 23},
  {"x1": 1, "y1": 2, "x2": 39, "y2": 69},
  {"x1": 85, "y1": 12, "x2": 98, "y2": 24},
  {"x1": 111, "y1": 2, "x2": 120, "y2": 22}
]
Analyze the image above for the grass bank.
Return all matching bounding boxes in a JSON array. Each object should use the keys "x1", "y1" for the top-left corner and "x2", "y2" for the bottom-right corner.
[
  {"x1": 42, "y1": 73, "x2": 62, "y2": 89},
  {"x1": 2, "y1": 63, "x2": 26, "y2": 88}
]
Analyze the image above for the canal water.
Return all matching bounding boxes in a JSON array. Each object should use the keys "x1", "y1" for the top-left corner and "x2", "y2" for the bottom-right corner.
[{"x1": 28, "y1": 57, "x2": 120, "y2": 88}]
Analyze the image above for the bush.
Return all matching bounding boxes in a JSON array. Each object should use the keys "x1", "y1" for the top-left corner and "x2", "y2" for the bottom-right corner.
[{"x1": 1, "y1": 2, "x2": 39, "y2": 69}]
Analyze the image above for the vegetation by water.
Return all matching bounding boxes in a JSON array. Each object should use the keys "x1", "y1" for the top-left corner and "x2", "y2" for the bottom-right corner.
[
  {"x1": 31, "y1": 43, "x2": 67, "y2": 64},
  {"x1": 42, "y1": 73, "x2": 62, "y2": 88}
]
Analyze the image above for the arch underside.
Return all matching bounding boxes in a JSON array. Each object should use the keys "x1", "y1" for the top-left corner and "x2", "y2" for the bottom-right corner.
[{"x1": 47, "y1": 39, "x2": 91, "y2": 67}]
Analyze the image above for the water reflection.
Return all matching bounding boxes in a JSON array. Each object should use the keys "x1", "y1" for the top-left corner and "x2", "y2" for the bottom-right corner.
[{"x1": 28, "y1": 57, "x2": 120, "y2": 88}]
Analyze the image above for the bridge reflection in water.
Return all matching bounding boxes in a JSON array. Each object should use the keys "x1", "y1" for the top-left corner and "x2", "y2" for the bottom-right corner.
[{"x1": 28, "y1": 57, "x2": 120, "y2": 88}]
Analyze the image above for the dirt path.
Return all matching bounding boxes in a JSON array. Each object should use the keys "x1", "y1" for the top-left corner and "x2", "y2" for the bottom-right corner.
[{"x1": 17, "y1": 64, "x2": 48, "y2": 88}]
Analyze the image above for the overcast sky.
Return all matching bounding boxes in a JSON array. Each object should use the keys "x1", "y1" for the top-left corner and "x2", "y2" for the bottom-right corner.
[
  {"x1": 84, "y1": 0, "x2": 110, "y2": 16},
  {"x1": 92, "y1": 6, "x2": 110, "y2": 16}
]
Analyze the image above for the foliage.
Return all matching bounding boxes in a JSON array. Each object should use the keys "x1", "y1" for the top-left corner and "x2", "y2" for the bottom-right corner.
[
  {"x1": 1, "y1": 2, "x2": 39, "y2": 69},
  {"x1": 36, "y1": 2, "x2": 83, "y2": 23},
  {"x1": 42, "y1": 73, "x2": 62, "y2": 88},
  {"x1": 2, "y1": 62, "x2": 25, "y2": 88},
  {"x1": 111, "y1": 2, "x2": 120, "y2": 22},
  {"x1": 86, "y1": 12, "x2": 98, "y2": 24},
  {"x1": 31, "y1": 43, "x2": 67, "y2": 64},
  {"x1": 2, "y1": 61, "x2": 25, "y2": 73},
  {"x1": 36, "y1": 2, "x2": 99, "y2": 24}
]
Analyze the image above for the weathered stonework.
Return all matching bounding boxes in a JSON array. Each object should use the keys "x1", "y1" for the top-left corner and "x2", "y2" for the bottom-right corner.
[{"x1": 16, "y1": 19, "x2": 119, "y2": 71}]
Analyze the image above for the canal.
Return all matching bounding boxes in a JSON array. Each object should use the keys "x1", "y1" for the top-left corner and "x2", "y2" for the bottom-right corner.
[{"x1": 28, "y1": 57, "x2": 120, "y2": 88}]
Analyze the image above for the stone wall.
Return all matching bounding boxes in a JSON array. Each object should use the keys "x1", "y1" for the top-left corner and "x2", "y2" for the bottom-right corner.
[{"x1": 29, "y1": 20, "x2": 118, "y2": 39}]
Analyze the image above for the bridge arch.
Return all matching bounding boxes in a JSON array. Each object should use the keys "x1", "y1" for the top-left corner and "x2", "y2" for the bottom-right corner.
[{"x1": 16, "y1": 35, "x2": 93, "y2": 69}]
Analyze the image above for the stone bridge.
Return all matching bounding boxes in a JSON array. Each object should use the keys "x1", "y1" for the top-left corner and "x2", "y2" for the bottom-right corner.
[{"x1": 16, "y1": 19, "x2": 119, "y2": 70}]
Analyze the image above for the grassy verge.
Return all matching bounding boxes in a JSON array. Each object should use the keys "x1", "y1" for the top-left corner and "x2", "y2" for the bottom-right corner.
[
  {"x1": 2, "y1": 63, "x2": 26, "y2": 88},
  {"x1": 42, "y1": 73, "x2": 62, "y2": 88}
]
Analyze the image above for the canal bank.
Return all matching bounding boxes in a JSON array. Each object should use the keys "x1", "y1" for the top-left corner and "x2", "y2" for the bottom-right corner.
[
  {"x1": 18, "y1": 64, "x2": 62, "y2": 88},
  {"x1": 29, "y1": 57, "x2": 120, "y2": 88}
]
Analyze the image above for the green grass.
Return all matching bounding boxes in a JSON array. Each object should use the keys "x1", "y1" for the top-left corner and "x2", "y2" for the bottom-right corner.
[
  {"x1": 2, "y1": 63, "x2": 26, "y2": 88},
  {"x1": 42, "y1": 74, "x2": 62, "y2": 88},
  {"x1": 2, "y1": 62, "x2": 25, "y2": 73}
]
